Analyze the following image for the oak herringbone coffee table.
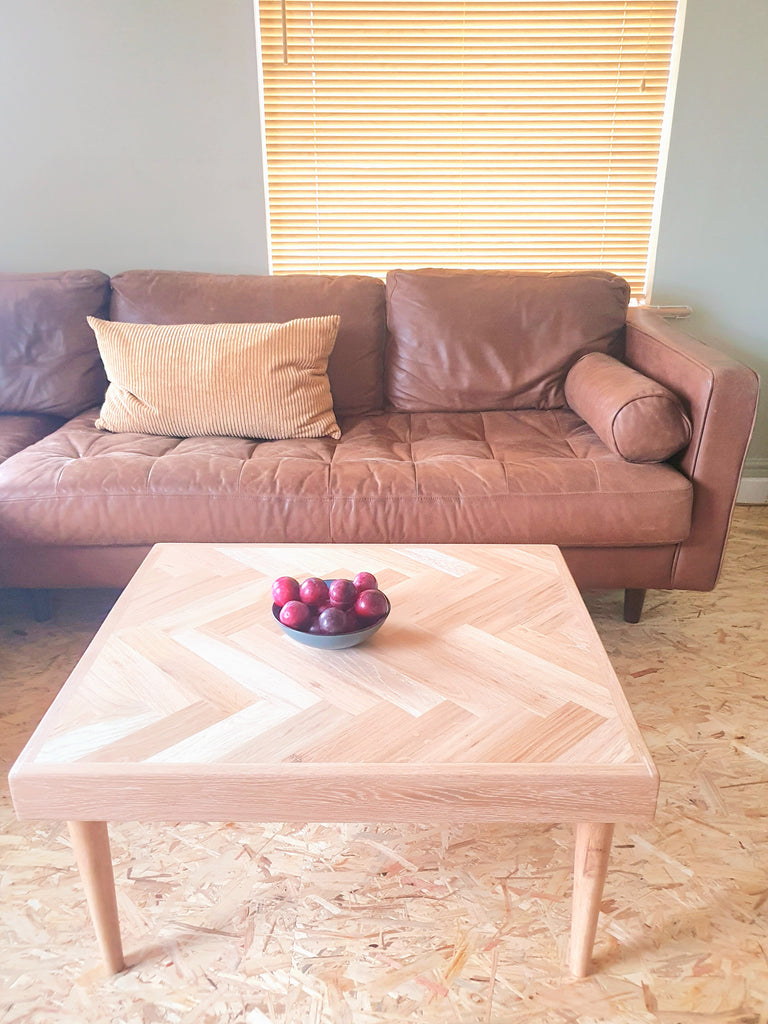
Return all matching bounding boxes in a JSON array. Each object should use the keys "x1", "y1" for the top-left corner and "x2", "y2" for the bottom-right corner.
[{"x1": 10, "y1": 543, "x2": 658, "y2": 977}]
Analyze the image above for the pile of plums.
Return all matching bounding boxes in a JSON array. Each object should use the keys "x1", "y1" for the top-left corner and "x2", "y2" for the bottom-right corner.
[{"x1": 271, "y1": 571, "x2": 389, "y2": 635}]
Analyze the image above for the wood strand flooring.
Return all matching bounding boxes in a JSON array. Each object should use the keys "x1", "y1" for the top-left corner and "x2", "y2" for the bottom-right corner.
[{"x1": 1, "y1": 506, "x2": 767, "y2": 1023}]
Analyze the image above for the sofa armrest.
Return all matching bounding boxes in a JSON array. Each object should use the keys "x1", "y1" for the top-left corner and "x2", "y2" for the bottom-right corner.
[{"x1": 624, "y1": 308, "x2": 759, "y2": 590}]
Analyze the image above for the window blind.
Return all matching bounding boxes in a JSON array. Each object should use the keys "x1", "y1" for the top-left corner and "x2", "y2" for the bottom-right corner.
[{"x1": 257, "y1": 1, "x2": 679, "y2": 298}]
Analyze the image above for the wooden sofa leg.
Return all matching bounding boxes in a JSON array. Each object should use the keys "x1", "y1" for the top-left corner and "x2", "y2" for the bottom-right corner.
[
  {"x1": 29, "y1": 589, "x2": 53, "y2": 622},
  {"x1": 623, "y1": 589, "x2": 646, "y2": 623}
]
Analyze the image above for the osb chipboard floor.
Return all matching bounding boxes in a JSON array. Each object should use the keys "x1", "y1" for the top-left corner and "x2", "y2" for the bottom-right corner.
[{"x1": 1, "y1": 506, "x2": 767, "y2": 1023}]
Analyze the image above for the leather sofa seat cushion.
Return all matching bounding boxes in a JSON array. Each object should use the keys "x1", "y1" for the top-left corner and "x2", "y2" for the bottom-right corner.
[
  {"x1": 110, "y1": 270, "x2": 387, "y2": 417},
  {"x1": 0, "y1": 413, "x2": 63, "y2": 463},
  {"x1": 565, "y1": 352, "x2": 692, "y2": 462},
  {"x1": 385, "y1": 268, "x2": 630, "y2": 412},
  {"x1": 0, "y1": 270, "x2": 110, "y2": 417},
  {"x1": 0, "y1": 409, "x2": 691, "y2": 549}
]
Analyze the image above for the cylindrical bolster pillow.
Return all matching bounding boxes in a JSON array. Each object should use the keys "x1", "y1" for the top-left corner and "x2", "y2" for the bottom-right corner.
[{"x1": 564, "y1": 352, "x2": 692, "y2": 463}]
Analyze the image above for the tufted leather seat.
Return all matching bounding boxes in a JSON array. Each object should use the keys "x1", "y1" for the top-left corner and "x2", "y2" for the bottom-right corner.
[{"x1": 0, "y1": 408, "x2": 691, "y2": 548}]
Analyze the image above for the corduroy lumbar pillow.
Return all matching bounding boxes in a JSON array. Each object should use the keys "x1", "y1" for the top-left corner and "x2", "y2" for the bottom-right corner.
[{"x1": 88, "y1": 316, "x2": 341, "y2": 440}]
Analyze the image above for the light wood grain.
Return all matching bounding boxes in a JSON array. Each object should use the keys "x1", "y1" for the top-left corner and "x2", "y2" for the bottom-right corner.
[
  {"x1": 10, "y1": 542, "x2": 659, "y2": 978},
  {"x1": 12, "y1": 762, "x2": 656, "y2": 822},
  {"x1": 569, "y1": 821, "x2": 614, "y2": 977},
  {"x1": 67, "y1": 820, "x2": 125, "y2": 974},
  {"x1": 10, "y1": 543, "x2": 658, "y2": 826}
]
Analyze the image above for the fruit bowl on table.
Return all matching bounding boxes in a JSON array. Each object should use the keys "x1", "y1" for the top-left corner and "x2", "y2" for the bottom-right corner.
[
  {"x1": 271, "y1": 599, "x2": 390, "y2": 649},
  {"x1": 271, "y1": 575, "x2": 391, "y2": 649}
]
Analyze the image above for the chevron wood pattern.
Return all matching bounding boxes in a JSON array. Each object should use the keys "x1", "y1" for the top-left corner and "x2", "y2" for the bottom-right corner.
[{"x1": 11, "y1": 543, "x2": 658, "y2": 825}]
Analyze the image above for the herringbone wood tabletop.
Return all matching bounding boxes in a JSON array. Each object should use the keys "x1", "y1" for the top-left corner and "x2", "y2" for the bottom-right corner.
[{"x1": 11, "y1": 544, "x2": 658, "y2": 824}]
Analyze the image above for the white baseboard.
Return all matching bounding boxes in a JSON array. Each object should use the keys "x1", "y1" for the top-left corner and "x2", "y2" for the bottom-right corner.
[{"x1": 737, "y1": 476, "x2": 768, "y2": 504}]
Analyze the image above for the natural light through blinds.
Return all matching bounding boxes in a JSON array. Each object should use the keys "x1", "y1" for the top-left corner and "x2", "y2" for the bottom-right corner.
[{"x1": 258, "y1": 1, "x2": 679, "y2": 297}]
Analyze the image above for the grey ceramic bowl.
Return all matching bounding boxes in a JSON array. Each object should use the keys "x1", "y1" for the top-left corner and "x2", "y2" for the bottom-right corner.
[{"x1": 272, "y1": 595, "x2": 390, "y2": 650}]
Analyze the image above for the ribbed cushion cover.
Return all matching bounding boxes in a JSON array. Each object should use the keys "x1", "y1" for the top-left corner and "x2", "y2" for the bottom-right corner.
[
  {"x1": 565, "y1": 352, "x2": 692, "y2": 462},
  {"x1": 88, "y1": 316, "x2": 341, "y2": 440}
]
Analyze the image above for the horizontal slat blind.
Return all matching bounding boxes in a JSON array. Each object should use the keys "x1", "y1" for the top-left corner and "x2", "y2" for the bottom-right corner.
[{"x1": 258, "y1": 1, "x2": 678, "y2": 297}]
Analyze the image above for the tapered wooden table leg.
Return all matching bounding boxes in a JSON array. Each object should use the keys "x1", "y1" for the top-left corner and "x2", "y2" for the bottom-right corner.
[
  {"x1": 67, "y1": 820, "x2": 125, "y2": 973},
  {"x1": 569, "y1": 821, "x2": 614, "y2": 978}
]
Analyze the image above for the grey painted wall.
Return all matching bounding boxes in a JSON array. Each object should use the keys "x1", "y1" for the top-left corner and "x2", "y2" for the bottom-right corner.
[
  {"x1": 652, "y1": 0, "x2": 767, "y2": 476},
  {"x1": 0, "y1": 0, "x2": 269, "y2": 275}
]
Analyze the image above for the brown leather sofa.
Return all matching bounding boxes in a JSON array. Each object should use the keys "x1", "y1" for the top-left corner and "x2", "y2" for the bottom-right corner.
[{"x1": 0, "y1": 267, "x2": 759, "y2": 621}]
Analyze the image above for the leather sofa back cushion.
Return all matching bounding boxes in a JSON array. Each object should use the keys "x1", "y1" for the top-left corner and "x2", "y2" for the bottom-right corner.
[
  {"x1": 0, "y1": 270, "x2": 110, "y2": 417},
  {"x1": 385, "y1": 268, "x2": 630, "y2": 411},
  {"x1": 89, "y1": 316, "x2": 342, "y2": 440},
  {"x1": 565, "y1": 352, "x2": 692, "y2": 462},
  {"x1": 0, "y1": 413, "x2": 63, "y2": 463},
  {"x1": 110, "y1": 270, "x2": 386, "y2": 416}
]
